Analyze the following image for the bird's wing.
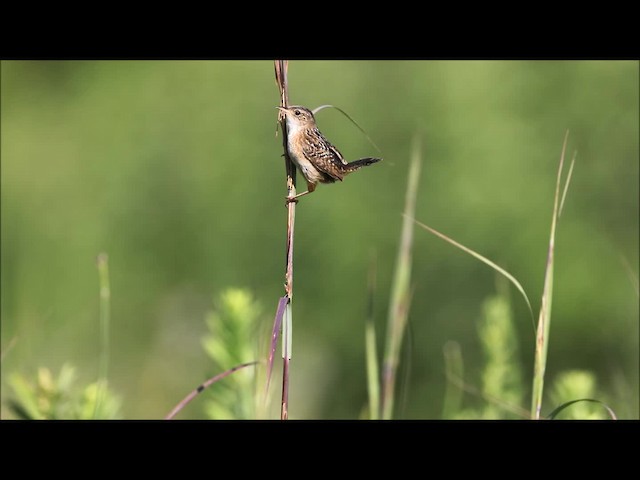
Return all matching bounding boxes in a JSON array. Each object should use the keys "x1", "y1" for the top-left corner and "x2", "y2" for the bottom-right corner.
[{"x1": 302, "y1": 128, "x2": 347, "y2": 181}]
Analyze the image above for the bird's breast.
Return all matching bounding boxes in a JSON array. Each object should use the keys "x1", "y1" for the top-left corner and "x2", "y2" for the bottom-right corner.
[{"x1": 286, "y1": 136, "x2": 325, "y2": 185}]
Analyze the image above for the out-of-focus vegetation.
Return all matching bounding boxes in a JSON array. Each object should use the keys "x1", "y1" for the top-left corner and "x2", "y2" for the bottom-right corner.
[
  {"x1": 1, "y1": 60, "x2": 637, "y2": 419},
  {"x1": 201, "y1": 288, "x2": 261, "y2": 419},
  {"x1": 7, "y1": 364, "x2": 122, "y2": 419}
]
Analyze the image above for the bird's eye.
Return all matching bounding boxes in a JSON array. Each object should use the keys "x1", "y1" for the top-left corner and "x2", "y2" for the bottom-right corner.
[{"x1": 294, "y1": 109, "x2": 301, "y2": 116}]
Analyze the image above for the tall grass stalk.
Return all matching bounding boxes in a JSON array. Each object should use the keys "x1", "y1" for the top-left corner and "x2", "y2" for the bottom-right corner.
[
  {"x1": 442, "y1": 341, "x2": 464, "y2": 419},
  {"x1": 619, "y1": 253, "x2": 639, "y2": 298},
  {"x1": 95, "y1": 252, "x2": 110, "y2": 419},
  {"x1": 274, "y1": 59, "x2": 296, "y2": 420},
  {"x1": 531, "y1": 132, "x2": 576, "y2": 419},
  {"x1": 0, "y1": 336, "x2": 18, "y2": 363},
  {"x1": 380, "y1": 134, "x2": 422, "y2": 420},
  {"x1": 365, "y1": 255, "x2": 380, "y2": 419}
]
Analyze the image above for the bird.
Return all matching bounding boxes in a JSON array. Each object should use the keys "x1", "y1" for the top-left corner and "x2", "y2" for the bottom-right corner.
[{"x1": 277, "y1": 105, "x2": 381, "y2": 202}]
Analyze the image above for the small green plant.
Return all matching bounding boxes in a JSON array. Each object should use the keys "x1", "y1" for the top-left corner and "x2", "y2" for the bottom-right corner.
[
  {"x1": 443, "y1": 279, "x2": 527, "y2": 419},
  {"x1": 7, "y1": 364, "x2": 122, "y2": 420},
  {"x1": 201, "y1": 288, "x2": 261, "y2": 419},
  {"x1": 442, "y1": 285, "x2": 616, "y2": 419},
  {"x1": 548, "y1": 370, "x2": 611, "y2": 420},
  {"x1": 442, "y1": 288, "x2": 615, "y2": 419},
  {"x1": 476, "y1": 280, "x2": 524, "y2": 419}
]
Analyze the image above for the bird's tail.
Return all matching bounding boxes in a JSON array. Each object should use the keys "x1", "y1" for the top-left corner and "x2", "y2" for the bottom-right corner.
[{"x1": 343, "y1": 157, "x2": 382, "y2": 173}]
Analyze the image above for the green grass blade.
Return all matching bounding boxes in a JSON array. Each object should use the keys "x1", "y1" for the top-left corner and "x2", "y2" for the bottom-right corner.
[
  {"x1": 0, "y1": 336, "x2": 18, "y2": 363},
  {"x1": 7, "y1": 373, "x2": 46, "y2": 420},
  {"x1": 558, "y1": 151, "x2": 577, "y2": 219},
  {"x1": 442, "y1": 341, "x2": 464, "y2": 419},
  {"x1": 547, "y1": 398, "x2": 618, "y2": 420},
  {"x1": 365, "y1": 254, "x2": 380, "y2": 420},
  {"x1": 312, "y1": 104, "x2": 383, "y2": 156},
  {"x1": 95, "y1": 252, "x2": 111, "y2": 419},
  {"x1": 409, "y1": 217, "x2": 535, "y2": 331},
  {"x1": 531, "y1": 131, "x2": 572, "y2": 420},
  {"x1": 365, "y1": 321, "x2": 380, "y2": 420},
  {"x1": 381, "y1": 133, "x2": 422, "y2": 420},
  {"x1": 619, "y1": 253, "x2": 639, "y2": 298}
]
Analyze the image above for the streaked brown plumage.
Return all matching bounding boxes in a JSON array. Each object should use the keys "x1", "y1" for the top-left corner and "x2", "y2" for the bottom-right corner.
[{"x1": 277, "y1": 105, "x2": 381, "y2": 202}]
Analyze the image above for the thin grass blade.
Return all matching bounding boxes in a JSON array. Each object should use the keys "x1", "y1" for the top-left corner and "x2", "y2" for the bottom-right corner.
[
  {"x1": 558, "y1": 151, "x2": 577, "y2": 218},
  {"x1": 381, "y1": 133, "x2": 421, "y2": 420},
  {"x1": 547, "y1": 398, "x2": 618, "y2": 420},
  {"x1": 266, "y1": 295, "x2": 288, "y2": 395},
  {"x1": 365, "y1": 253, "x2": 380, "y2": 419},
  {"x1": 619, "y1": 253, "x2": 639, "y2": 298},
  {"x1": 409, "y1": 216, "x2": 535, "y2": 331},
  {"x1": 0, "y1": 336, "x2": 18, "y2": 363},
  {"x1": 531, "y1": 130, "x2": 572, "y2": 420},
  {"x1": 312, "y1": 104, "x2": 383, "y2": 156},
  {"x1": 165, "y1": 361, "x2": 257, "y2": 420},
  {"x1": 95, "y1": 252, "x2": 111, "y2": 419},
  {"x1": 442, "y1": 341, "x2": 464, "y2": 419}
]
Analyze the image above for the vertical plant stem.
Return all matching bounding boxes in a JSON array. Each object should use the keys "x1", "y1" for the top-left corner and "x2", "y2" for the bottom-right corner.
[
  {"x1": 95, "y1": 252, "x2": 111, "y2": 419},
  {"x1": 442, "y1": 341, "x2": 464, "y2": 419},
  {"x1": 280, "y1": 358, "x2": 290, "y2": 419},
  {"x1": 0, "y1": 336, "x2": 18, "y2": 362},
  {"x1": 381, "y1": 134, "x2": 422, "y2": 420},
  {"x1": 275, "y1": 59, "x2": 295, "y2": 420},
  {"x1": 281, "y1": 302, "x2": 291, "y2": 420},
  {"x1": 365, "y1": 254, "x2": 380, "y2": 420},
  {"x1": 365, "y1": 322, "x2": 380, "y2": 419},
  {"x1": 531, "y1": 131, "x2": 570, "y2": 419}
]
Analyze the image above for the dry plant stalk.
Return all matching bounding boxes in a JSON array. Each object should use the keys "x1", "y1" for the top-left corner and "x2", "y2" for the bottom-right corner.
[
  {"x1": 165, "y1": 362, "x2": 257, "y2": 420},
  {"x1": 274, "y1": 59, "x2": 295, "y2": 420}
]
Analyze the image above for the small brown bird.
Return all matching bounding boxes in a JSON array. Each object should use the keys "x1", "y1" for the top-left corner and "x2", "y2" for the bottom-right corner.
[{"x1": 277, "y1": 105, "x2": 381, "y2": 202}]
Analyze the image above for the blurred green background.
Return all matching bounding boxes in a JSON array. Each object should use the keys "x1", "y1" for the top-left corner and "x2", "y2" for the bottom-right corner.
[{"x1": 1, "y1": 60, "x2": 638, "y2": 419}]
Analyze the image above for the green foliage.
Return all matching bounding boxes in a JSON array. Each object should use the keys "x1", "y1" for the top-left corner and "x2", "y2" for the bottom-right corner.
[
  {"x1": 476, "y1": 284, "x2": 524, "y2": 419},
  {"x1": 7, "y1": 364, "x2": 122, "y2": 419},
  {"x1": 531, "y1": 136, "x2": 574, "y2": 419},
  {"x1": 202, "y1": 288, "x2": 261, "y2": 419},
  {"x1": 448, "y1": 283, "x2": 525, "y2": 419},
  {"x1": 441, "y1": 341, "x2": 464, "y2": 419},
  {"x1": 446, "y1": 284, "x2": 612, "y2": 420},
  {"x1": 548, "y1": 370, "x2": 609, "y2": 420},
  {"x1": 380, "y1": 135, "x2": 422, "y2": 420}
]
